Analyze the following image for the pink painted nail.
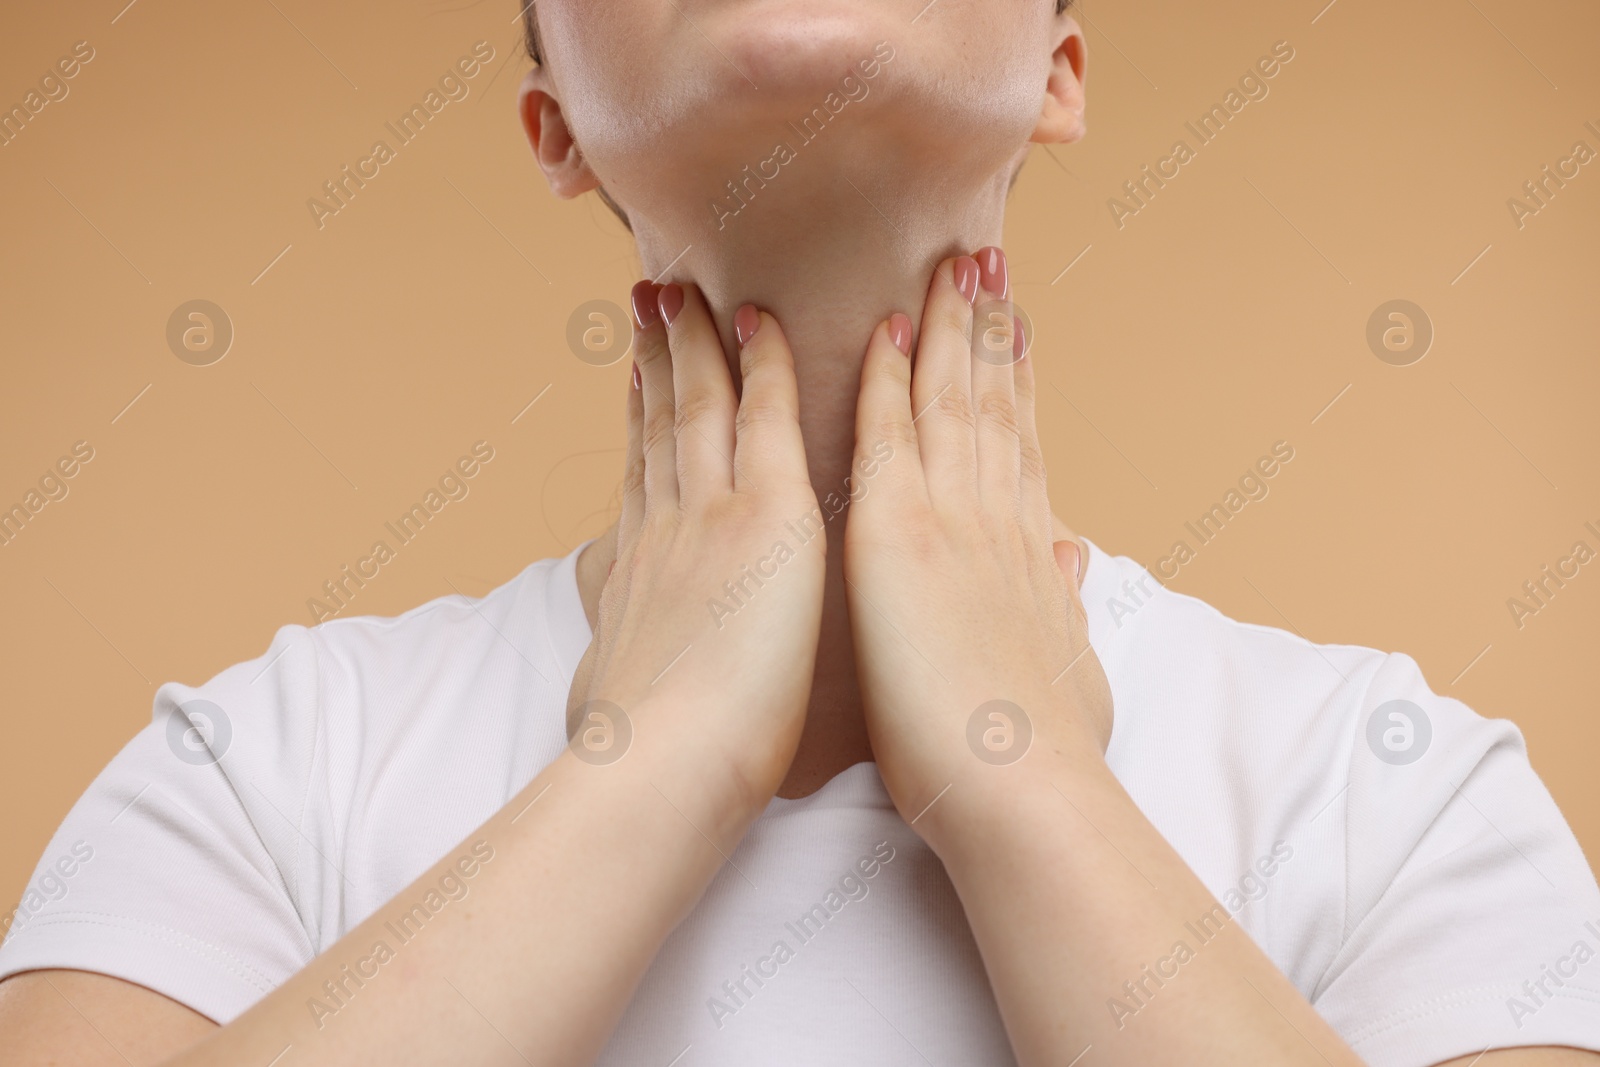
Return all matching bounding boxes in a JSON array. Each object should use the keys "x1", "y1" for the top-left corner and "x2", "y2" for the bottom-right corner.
[
  {"x1": 630, "y1": 280, "x2": 660, "y2": 330},
  {"x1": 977, "y1": 246, "x2": 1009, "y2": 300},
  {"x1": 953, "y1": 257, "x2": 981, "y2": 305},
  {"x1": 888, "y1": 313, "x2": 912, "y2": 355},
  {"x1": 658, "y1": 283, "x2": 685, "y2": 327},
  {"x1": 735, "y1": 304, "x2": 761, "y2": 346}
]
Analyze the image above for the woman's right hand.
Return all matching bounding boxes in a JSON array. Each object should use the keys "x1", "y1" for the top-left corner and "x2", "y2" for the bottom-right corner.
[
  {"x1": 9, "y1": 284, "x2": 825, "y2": 1067},
  {"x1": 566, "y1": 280, "x2": 826, "y2": 814}
]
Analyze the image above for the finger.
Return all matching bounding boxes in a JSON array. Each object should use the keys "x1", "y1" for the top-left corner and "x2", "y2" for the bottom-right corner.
[
  {"x1": 618, "y1": 289, "x2": 649, "y2": 561},
  {"x1": 970, "y1": 246, "x2": 1020, "y2": 511},
  {"x1": 661, "y1": 282, "x2": 738, "y2": 502},
  {"x1": 1052, "y1": 514, "x2": 1090, "y2": 592},
  {"x1": 732, "y1": 305, "x2": 810, "y2": 492},
  {"x1": 632, "y1": 280, "x2": 679, "y2": 511},
  {"x1": 851, "y1": 313, "x2": 924, "y2": 509},
  {"x1": 1012, "y1": 315, "x2": 1054, "y2": 551},
  {"x1": 911, "y1": 256, "x2": 981, "y2": 499},
  {"x1": 1052, "y1": 539, "x2": 1084, "y2": 591}
]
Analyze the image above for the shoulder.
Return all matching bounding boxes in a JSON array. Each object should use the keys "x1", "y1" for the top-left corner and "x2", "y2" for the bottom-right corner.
[
  {"x1": 297, "y1": 548, "x2": 585, "y2": 691},
  {"x1": 1081, "y1": 540, "x2": 1505, "y2": 762},
  {"x1": 1080, "y1": 539, "x2": 1533, "y2": 815},
  {"x1": 171, "y1": 547, "x2": 584, "y2": 728},
  {"x1": 1080, "y1": 543, "x2": 1600, "y2": 1028},
  {"x1": 154, "y1": 545, "x2": 589, "y2": 797}
]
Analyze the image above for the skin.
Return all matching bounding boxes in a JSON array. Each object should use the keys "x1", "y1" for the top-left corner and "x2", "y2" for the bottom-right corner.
[{"x1": 1, "y1": 2, "x2": 1594, "y2": 1064}]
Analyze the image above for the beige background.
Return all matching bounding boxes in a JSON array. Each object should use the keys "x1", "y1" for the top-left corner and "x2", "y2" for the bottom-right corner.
[{"x1": 1, "y1": 0, "x2": 1596, "y2": 918}]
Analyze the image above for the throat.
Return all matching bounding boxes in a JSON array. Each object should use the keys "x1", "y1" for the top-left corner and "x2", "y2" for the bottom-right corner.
[{"x1": 778, "y1": 545, "x2": 872, "y2": 799}]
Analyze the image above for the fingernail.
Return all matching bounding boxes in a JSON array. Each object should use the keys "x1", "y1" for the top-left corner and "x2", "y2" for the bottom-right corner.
[
  {"x1": 630, "y1": 280, "x2": 659, "y2": 330},
  {"x1": 658, "y1": 283, "x2": 685, "y2": 327},
  {"x1": 953, "y1": 257, "x2": 980, "y2": 305},
  {"x1": 1013, "y1": 314, "x2": 1026, "y2": 362},
  {"x1": 977, "y1": 246, "x2": 1009, "y2": 300},
  {"x1": 888, "y1": 313, "x2": 912, "y2": 355},
  {"x1": 735, "y1": 304, "x2": 761, "y2": 346},
  {"x1": 631, "y1": 361, "x2": 641, "y2": 390},
  {"x1": 1055, "y1": 539, "x2": 1084, "y2": 585}
]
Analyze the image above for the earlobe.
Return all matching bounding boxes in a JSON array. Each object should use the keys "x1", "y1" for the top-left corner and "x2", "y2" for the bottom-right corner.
[
  {"x1": 518, "y1": 69, "x2": 602, "y2": 199},
  {"x1": 1031, "y1": 19, "x2": 1087, "y2": 146}
]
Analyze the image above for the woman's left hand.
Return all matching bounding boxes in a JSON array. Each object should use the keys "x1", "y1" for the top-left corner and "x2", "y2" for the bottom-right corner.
[{"x1": 842, "y1": 246, "x2": 1113, "y2": 831}]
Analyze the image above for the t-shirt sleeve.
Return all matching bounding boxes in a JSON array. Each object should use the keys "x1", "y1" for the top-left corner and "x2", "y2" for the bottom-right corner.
[
  {"x1": 1312, "y1": 652, "x2": 1600, "y2": 1066},
  {"x1": 0, "y1": 624, "x2": 327, "y2": 1023}
]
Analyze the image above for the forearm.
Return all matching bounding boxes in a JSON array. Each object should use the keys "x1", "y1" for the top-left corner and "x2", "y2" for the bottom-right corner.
[
  {"x1": 164, "y1": 715, "x2": 761, "y2": 1067},
  {"x1": 919, "y1": 744, "x2": 1364, "y2": 1067}
]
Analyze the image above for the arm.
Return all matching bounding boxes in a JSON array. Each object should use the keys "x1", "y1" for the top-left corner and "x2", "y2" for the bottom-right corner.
[
  {"x1": 0, "y1": 280, "x2": 826, "y2": 1067},
  {"x1": 840, "y1": 246, "x2": 1600, "y2": 1067},
  {"x1": 1, "y1": 748, "x2": 759, "y2": 1066},
  {"x1": 1441, "y1": 1054, "x2": 1600, "y2": 1066}
]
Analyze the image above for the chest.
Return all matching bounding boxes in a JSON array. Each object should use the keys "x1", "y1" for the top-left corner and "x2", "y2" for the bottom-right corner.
[{"x1": 598, "y1": 812, "x2": 1017, "y2": 1066}]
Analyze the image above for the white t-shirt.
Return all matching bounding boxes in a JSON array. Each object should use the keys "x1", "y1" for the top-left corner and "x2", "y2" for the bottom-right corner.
[{"x1": 4, "y1": 540, "x2": 1599, "y2": 1066}]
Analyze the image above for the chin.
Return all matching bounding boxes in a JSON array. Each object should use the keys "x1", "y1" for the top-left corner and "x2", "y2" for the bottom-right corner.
[
  {"x1": 573, "y1": 0, "x2": 1038, "y2": 223},
  {"x1": 700, "y1": 0, "x2": 906, "y2": 97}
]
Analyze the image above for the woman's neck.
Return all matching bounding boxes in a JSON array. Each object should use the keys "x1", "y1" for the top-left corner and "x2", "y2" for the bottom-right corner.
[
  {"x1": 635, "y1": 149, "x2": 1013, "y2": 476},
  {"x1": 581, "y1": 163, "x2": 1014, "y2": 798}
]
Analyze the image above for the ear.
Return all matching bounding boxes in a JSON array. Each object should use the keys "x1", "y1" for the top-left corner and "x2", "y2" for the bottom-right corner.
[
  {"x1": 1031, "y1": 16, "x2": 1087, "y2": 146},
  {"x1": 518, "y1": 68, "x2": 602, "y2": 199}
]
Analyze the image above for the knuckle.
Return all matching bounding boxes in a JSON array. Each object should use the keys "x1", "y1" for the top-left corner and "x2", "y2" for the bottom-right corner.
[
  {"x1": 740, "y1": 337, "x2": 778, "y2": 373},
  {"x1": 734, "y1": 399, "x2": 790, "y2": 436},
  {"x1": 931, "y1": 298, "x2": 973, "y2": 345},
  {"x1": 673, "y1": 390, "x2": 723, "y2": 436},
  {"x1": 638, "y1": 510, "x2": 676, "y2": 548},
  {"x1": 623, "y1": 450, "x2": 647, "y2": 494},
  {"x1": 641, "y1": 409, "x2": 676, "y2": 457},
  {"x1": 633, "y1": 330, "x2": 670, "y2": 371},
  {"x1": 874, "y1": 416, "x2": 919, "y2": 452},
  {"x1": 931, "y1": 387, "x2": 976, "y2": 430},
  {"x1": 975, "y1": 391, "x2": 1020, "y2": 437},
  {"x1": 1019, "y1": 439, "x2": 1048, "y2": 484}
]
